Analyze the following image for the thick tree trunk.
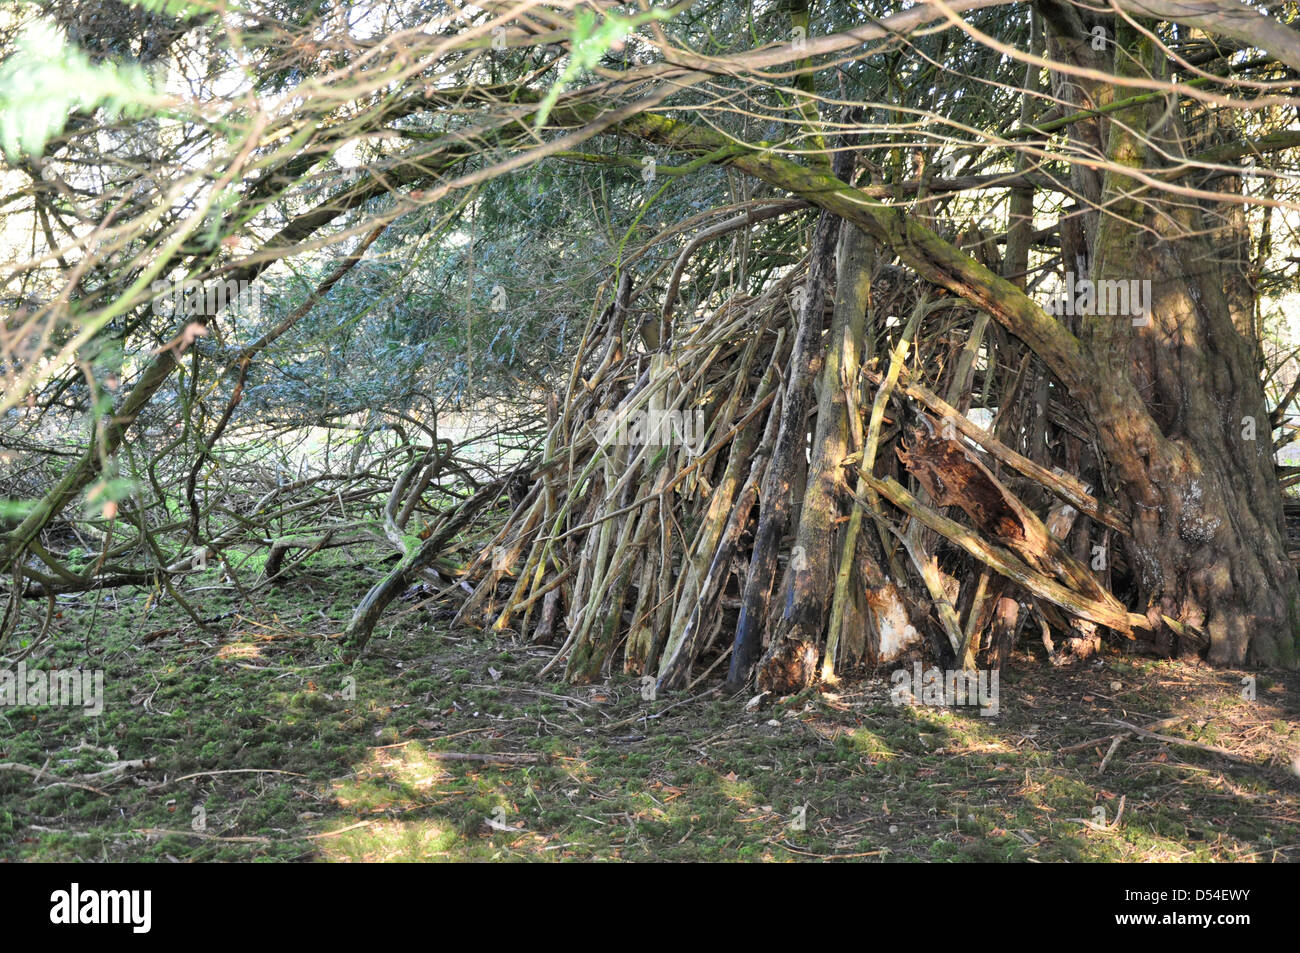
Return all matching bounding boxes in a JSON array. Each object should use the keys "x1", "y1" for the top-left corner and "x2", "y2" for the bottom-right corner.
[{"x1": 1082, "y1": 20, "x2": 1299, "y2": 665}]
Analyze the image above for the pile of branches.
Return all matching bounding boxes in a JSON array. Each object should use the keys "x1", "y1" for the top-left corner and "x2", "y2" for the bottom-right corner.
[
  {"x1": 445, "y1": 200, "x2": 1161, "y2": 695},
  {"x1": 0, "y1": 389, "x2": 524, "y2": 654}
]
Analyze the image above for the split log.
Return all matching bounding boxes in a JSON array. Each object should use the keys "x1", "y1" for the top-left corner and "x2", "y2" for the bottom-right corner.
[{"x1": 860, "y1": 474, "x2": 1141, "y2": 637}]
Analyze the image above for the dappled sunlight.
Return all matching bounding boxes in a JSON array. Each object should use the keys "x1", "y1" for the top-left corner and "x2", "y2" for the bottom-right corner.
[
  {"x1": 216, "y1": 641, "x2": 264, "y2": 661},
  {"x1": 331, "y1": 742, "x2": 455, "y2": 813},
  {"x1": 0, "y1": 530, "x2": 1290, "y2": 864},
  {"x1": 4, "y1": 567, "x2": 1295, "y2": 861},
  {"x1": 318, "y1": 818, "x2": 460, "y2": 863}
]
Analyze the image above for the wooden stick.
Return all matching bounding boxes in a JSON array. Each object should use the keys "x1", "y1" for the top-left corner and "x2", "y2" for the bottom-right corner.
[
  {"x1": 1113, "y1": 719, "x2": 1256, "y2": 765},
  {"x1": 859, "y1": 474, "x2": 1139, "y2": 635},
  {"x1": 868, "y1": 367, "x2": 1129, "y2": 534}
]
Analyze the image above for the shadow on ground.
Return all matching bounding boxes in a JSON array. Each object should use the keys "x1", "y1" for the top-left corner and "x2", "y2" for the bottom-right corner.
[{"x1": 3, "y1": 555, "x2": 1297, "y2": 861}]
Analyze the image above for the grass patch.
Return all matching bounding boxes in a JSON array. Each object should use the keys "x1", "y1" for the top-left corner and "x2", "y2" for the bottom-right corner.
[{"x1": 2, "y1": 550, "x2": 1297, "y2": 861}]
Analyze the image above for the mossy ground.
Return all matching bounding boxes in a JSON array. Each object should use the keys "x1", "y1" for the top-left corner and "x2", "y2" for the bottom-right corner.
[{"x1": 3, "y1": 550, "x2": 1297, "y2": 862}]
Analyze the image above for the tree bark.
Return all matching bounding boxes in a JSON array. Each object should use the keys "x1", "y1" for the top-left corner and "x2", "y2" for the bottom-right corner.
[
  {"x1": 725, "y1": 194, "x2": 844, "y2": 692},
  {"x1": 1080, "y1": 20, "x2": 1299, "y2": 664},
  {"x1": 759, "y1": 219, "x2": 870, "y2": 692}
]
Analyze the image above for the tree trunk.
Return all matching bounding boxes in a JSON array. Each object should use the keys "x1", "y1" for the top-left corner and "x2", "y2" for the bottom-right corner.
[
  {"x1": 725, "y1": 200, "x2": 842, "y2": 692},
  {"x1": 758, "y1": 219, "x2": 871, "y2": 692},
  {"x1": 1080, "y1": 19, "x2": 1299, "y2": 665}
]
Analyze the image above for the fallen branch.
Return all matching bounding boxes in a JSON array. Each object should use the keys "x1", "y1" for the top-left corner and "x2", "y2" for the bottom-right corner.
[
  {"x1": 859, "y1": 474, "x2": 1141, "y2": 636},
  {"x1": 1113, "y1": 719, "x2": 1256, "y2": 765},
  {"x1": 869, "y1": 367, "x2": 1129, "y2": 534}
]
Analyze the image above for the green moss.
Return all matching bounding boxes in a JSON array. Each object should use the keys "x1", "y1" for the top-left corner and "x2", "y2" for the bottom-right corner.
[{"x1": 3, "y1": 544, "x2": 1296, "y2": 862}]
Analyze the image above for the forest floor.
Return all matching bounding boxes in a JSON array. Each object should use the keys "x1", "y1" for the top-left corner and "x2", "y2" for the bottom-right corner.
[{"x1": 3, "y1": 549, "x2": 1298, "y2": 862}]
